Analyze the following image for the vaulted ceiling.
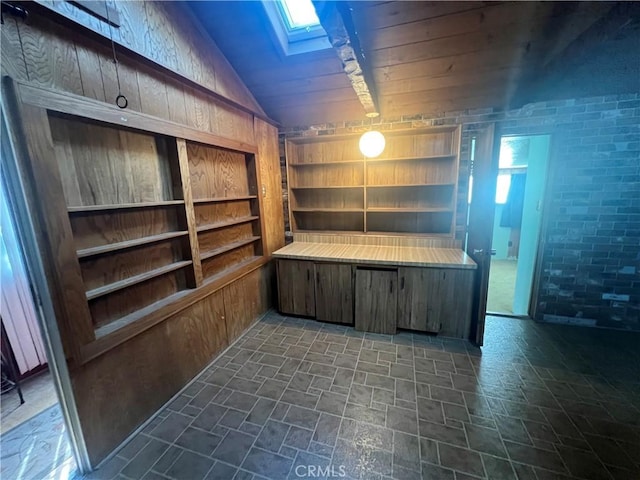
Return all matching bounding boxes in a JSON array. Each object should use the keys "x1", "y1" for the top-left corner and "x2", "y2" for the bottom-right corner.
[{"x1": 189, "y1": 1, "x2": 640, "y2": 127}]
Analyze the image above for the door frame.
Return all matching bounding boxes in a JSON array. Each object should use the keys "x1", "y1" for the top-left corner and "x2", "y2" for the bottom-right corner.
[
  {"x1": 487, "y1": 130, "x2": 557, "y2": 321},
  {"x1": 1, "y1": 103, "x2": 91, "y2": 472},
  {"x1": 466, "y1": 123, "x2": 501, "y2": 345},
  {"x1": 526, "y1": 132, "x2": 559, "y2": 320}
]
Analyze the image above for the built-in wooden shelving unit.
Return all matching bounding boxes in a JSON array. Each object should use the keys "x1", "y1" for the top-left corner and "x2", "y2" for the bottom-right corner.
[
  {"x1": 186, "y1": 141, "x2": 264, "y2": 282},
  {"x1": 285, "y1": 126, "x2": 461, "y2": 236},
  {"x1": 16, "y1": 87, "x2": 268, "y2": 361}
]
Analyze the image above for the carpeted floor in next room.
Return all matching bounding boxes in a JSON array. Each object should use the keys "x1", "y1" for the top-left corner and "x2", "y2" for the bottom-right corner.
[
  {"x1": 84, "y1": 312, "x2": 640, "y2": 480},
  {"x1": 487, "y1": 259, "x2": 518, "y2": 314}
]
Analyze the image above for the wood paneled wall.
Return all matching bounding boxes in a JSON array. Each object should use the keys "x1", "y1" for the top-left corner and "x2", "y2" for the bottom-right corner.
[
  {"x1": 37, "y1": 0, "x2": 264, "y2": 115},
  {"x1": 1, "y1": 4, "x2": 261, "y2": 145},
  {"x1": 1, "y1": 2, "x2": 283, "y2": 467}
]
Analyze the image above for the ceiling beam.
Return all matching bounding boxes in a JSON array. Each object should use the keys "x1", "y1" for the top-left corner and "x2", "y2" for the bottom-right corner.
[{"x1": 312, "y1": 1, "x2": 379, "y2": 116}]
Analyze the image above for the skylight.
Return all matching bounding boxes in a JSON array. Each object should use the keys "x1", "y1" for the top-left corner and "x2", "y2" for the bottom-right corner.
[
  {"x1": 279, "y1": 0, "x2": 320, "y2": 30},
  {"x1": 262, "y1": 0, "x2": 330, "y2": 55}
]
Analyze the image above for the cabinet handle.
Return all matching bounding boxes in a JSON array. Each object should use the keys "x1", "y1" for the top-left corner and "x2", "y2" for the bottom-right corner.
[
  {"x1": 307, "y1": 270, "x2": 310, "y2": 281},
  {"x1": 390, "y1": 282, "x2": 393, "y2": 294},
  {"x1": 400, "y1": 277, "x2": 405, "y2": 289}
]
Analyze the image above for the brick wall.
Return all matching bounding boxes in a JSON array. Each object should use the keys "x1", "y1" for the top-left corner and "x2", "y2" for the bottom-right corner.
[{"x1": 279, "y1": 93, "x2": 640, "y2": 331}]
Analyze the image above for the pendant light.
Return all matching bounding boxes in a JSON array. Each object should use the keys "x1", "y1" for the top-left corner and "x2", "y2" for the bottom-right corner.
[{"x1": 359, "y1": 112, "x2": 385, "y2": 158}]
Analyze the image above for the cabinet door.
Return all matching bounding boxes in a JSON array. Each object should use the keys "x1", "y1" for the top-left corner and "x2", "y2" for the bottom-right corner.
[
  {"x1": 398, "y1": 267, "x2": 474, "y2": 338},
  {"x1": 435, "y1": 269, "x2": 474, "y2": 339},
  {"x1": 354, "y1": 268, "x2": 397, "y2": 334},
  {"x1": 315, "y1": 263, "x2": 353, "y2": 324},
  {"x1": 276, "y1": 259, "x2": 315, "y2": 317},
  {"x1": 398, "y1": 267, "x2": 440, "y2": 332}
]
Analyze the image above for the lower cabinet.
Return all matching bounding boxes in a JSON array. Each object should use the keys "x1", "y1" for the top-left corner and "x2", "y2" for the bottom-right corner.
[
  {"x1": 275, "y1": 259, "x2": 474, "y2": 339},
  {"x1": 315, "y1": 263, "x2": 353, "y2": 324},
  {"x1": 398, "y1": 267, "x2": 439, "y2": 332},
  {"x1": 276, "y1": 259, "x2": 315, "y2": 317},
  {"x1": 354, "y1": 267, "x2": 397, "y2": 335},
  {"x1": 398, "y1": 267, "x2": 474, "y2": 337}
]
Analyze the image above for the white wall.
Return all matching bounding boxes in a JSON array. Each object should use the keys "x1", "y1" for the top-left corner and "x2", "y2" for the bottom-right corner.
[
  {"x1": 491, "y1": 204, "x2": 511, "y2": 259},
  {"x1": 513, "y1": 135, "x2": 551, "y2": 315}
]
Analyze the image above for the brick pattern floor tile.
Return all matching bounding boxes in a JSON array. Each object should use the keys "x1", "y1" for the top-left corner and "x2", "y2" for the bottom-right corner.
[{"x1": 92, "y1": 313, "x2": 640, "y2": 480}]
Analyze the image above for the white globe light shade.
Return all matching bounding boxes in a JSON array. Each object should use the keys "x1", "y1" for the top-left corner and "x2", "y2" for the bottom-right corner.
[{"x1": 359, "y1": 130, "x2": 386, "y2": 158}]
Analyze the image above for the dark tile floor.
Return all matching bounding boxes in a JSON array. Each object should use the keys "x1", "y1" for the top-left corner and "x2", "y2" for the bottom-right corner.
[{"x1": 90, "y1": 313, "x2": 640, "y2": 480}]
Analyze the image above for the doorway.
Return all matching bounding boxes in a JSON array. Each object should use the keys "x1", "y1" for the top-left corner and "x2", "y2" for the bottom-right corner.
[
  {"x1": 0, "y1": 104, "x2": 87, "y2": 477},
  {"x1": 486, "y1": 134, "x2": 551, "y2": 316}
]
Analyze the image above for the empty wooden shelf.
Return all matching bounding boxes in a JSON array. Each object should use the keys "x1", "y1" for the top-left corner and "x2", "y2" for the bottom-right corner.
[
  {"x1": 67, "y1": 200, "x2": 186, "y2": 213},
  {"x1": 76, "y1": 231, "x2": 189, "y2": 258},
  {"x1": 285, "y1": 126, "x2": 461, "y2": 238},
  {"x1": 85, "y1": 261, "x2": 193, "y2": 300},
  {"x1": 186, "y1": 140, "x2": 265, "y2": 282},
  {"x1": 192, "y1": 195, "x2": 257, "y2": 204},
  {"x1": 196, "y1": 216, "x2": 260, "y2": 233}
]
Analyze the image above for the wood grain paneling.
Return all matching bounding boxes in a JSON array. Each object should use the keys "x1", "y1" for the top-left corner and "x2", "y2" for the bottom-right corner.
[
  {"x1": 223, "y1": 267, "x2": 269, "y2": 343},
  {"x1": 69, "y1": 208, "x2": 180, "y2": 250},
  {"x1": 0, "y1": 17, "x2": 29, "y2": 81},
  {"x1": 89, "y1": 269, "x2": 185, "y2": 328},
  {"x1": 143, "y1": 0, "x2": 178, "y2": 72},
  {"x1": 165, "y1": 82, "x2": 188, "y2": 126},
  {"x1": 72, "y1": 286, "x2": 229, "y2": 464},
  {"x1": 254, "y1": 118, "x2": 284, "y2": 256},
  {"x1": 18, "y1": 16, "x2": 84, "y2": 95},
  {"x1": 75, "y1": 41, "x2": 106, "y2": 102},
  {"x1": 43, "y1": 0, "x2": 265, "y2": 115},
  {"x1": 136, "y1": 66, "x2": 171, "y2": 121},
  {"x1": 188, "y1": 144, "x2": 250, "y2": 199},
  {"x1": 49, "y1": 116, "x2": 174, "y2": 206},
  {"x1": 349, "y1": 1, "x2": 489, "y2": 30},
  {"x1": 183, "y1": 86, "x2": 212, "y2": 132},
  {"x1": 194, "y1": 201, "x2": 254, "y2": 227},
  {"x1": 354, "y1": 267, "x2": 397, "y2": 335},
  {"x1": 79, "y1": 239, "x2": 182, "y2": 290},
  {"x1": 99, "y1": 52, "x2": 143, "y2": 113}
]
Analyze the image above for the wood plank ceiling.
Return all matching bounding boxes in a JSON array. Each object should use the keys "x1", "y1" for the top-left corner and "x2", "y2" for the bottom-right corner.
[{"x1": 189, "y1": 1, "x2": 640, "y2": 127}]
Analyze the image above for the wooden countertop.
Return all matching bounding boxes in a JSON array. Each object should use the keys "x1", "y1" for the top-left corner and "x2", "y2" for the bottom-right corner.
[{"x1": 273, "y1": 242, "x2": 477, "y2": 269}]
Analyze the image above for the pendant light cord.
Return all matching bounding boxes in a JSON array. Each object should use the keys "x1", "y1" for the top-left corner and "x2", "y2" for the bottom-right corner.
[{"x1": 104, "y1": 1, "x2": 127, "y2": 109}]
